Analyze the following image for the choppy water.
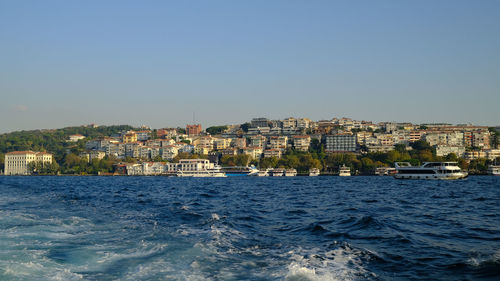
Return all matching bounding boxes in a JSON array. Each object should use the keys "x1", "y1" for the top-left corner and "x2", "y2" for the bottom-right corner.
[{"x1": 0, "y1": 176, "x2": 499, "y2": 280}]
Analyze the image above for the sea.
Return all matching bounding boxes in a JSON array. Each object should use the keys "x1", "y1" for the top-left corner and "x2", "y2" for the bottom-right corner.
[{"x1": 0, "y1": 176, "x2": 499, "y2": 281}]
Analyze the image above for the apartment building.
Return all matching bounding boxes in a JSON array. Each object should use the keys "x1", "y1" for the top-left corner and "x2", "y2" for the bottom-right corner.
[
  {"x1": 269, "y1": 136, "x2": 288, "y2": 150},
  {"x1": 293, "y1": 135, "x2": 311, "y2": 152},
  {"x1": 282, "y1": 117, "x2": 297, "y2": 128},
  {"x1": 325, "y1": 134, "x2": 357, "y2": 152},
  {"x1": 249, "y1": 135, "x2": 267, "y2": 148},
  {"x1": 263, "y1": 149, "x2": 282, "y2": 158},
  {"x1": 242, "y1": 147, "x2": 263, "y2": 159},
  {"x1": 123, "y1": 132, "x2": 137, "y2": 143}
]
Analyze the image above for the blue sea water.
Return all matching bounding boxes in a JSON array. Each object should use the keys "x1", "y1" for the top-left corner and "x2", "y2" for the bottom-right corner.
[{"x1": 0, "y1": 176, "x2": 499, "y2": 281}]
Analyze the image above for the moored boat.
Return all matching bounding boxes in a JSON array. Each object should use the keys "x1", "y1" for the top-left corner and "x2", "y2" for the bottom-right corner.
[
  {"x1": 394, "y1": 162, "x2": 467, "y2": 180},
  {"x1": 339, "y1": 165, "x2": 351, "y2": 176},
  {"x1": 222, "y1": 165, "x2": 259, "y2": 176},
  {"x1": 284, "y1": 168, "x2": 297, "y2": 177},
  {"x1": 309, "y1": 168, "x2": 320, "y2": 176},
  {"x1": 175, "y1": 159, "x2": 226, "y2": 177},
  {"x1": 488, "y1": 165, "x2": 500, "y2": 176},
  {"x1": 270, "y1": 168, "x2": 285, "y2": 177}
]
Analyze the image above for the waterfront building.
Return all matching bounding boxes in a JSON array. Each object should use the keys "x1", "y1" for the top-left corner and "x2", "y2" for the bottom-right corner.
[{"x1": 4, "y1": 151, "x2": 53, "y2": 175}]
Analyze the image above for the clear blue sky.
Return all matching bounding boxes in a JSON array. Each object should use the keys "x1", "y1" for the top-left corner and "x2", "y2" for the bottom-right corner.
[{"x1": 1, "y1": 0, "x2": 499, "y2": 133}]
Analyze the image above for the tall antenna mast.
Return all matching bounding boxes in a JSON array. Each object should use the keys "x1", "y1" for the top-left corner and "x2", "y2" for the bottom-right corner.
[{"x1": 193, "y1": 112, "x2": 196, "y2": 123}]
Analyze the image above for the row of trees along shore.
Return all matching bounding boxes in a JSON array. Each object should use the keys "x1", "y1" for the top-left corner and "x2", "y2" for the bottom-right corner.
[{"x1": 1, "y1": 125, "x2": 499, "y2": 175}]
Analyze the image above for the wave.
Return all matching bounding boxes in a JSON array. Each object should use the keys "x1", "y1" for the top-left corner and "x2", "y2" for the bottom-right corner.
[{"x1": 283, "y1": 244, "x2": 380, "y2": 281}]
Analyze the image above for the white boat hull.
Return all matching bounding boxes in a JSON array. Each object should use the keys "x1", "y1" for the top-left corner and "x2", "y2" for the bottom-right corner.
[{"x1": 394, "y1": 172, "x2": 467, "y2": 180}]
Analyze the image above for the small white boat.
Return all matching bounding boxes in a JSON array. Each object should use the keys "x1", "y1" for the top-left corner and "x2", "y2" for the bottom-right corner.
[
  {"x1": 394, "y1": 162, "x2": 467, "y2": 180},
  {"x1": 270, "y1": 168, "x2": 285, "y2": 177},
  {"x1": 339, "y1": 165, "x2": 351, "y2": 176},
  {"x1": 488, "y1": 165, "x2": 500, "y2": 176},
  {"x1": 309, "y1": 168, "x2": 320, "y2": 176},
  {"x1": 284, "y1": 169, "x2": 297, "y2": 177}
]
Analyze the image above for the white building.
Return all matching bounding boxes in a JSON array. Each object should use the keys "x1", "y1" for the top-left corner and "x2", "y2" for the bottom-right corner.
[
  {"x1": 4, "y1": 151, "x2": 53, "y2": 175},
  {"x1": 435, "y1": 145, "x2": 466, "y2": 158},
  {"x1": 68, "y1": 134, "x2": 85, "y2": 142}
]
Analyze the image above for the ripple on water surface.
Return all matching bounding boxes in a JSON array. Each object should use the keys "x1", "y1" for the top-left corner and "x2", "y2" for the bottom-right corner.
[{"x1": 0, "y1": 176, "x2": 499, "y2": 280}]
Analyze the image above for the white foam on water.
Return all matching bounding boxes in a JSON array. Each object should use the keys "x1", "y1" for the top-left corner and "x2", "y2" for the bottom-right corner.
[
  {"x1": 282, "y1": 245, "x2": 377, "y2": 281},
  {"x1": 96, "y1": 240, "x2": 169, "y2": 264},
  {"x1": 467, "y1": 249, "x2": 500, "y2": 267}
]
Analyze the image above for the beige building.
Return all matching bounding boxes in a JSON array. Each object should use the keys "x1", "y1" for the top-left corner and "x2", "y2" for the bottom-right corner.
[
  {"x1": 4, "y1": 151, "x2": 53, "y2": 175},
  {"x1": 293, "y1": 135, "x2": 311, "y2": 152},
  {"x1": 263, "y1": 149, "x2": 282, "y2": 158},
  {"x1": 242, "y1": 147, "x2": 263, "y2": 159},
  {"x1": 214, "y1": 138, "x2": 231, "y2": 150},
  {"x1": 269, "y1": 136, "x2": 288, "y2": 150}
]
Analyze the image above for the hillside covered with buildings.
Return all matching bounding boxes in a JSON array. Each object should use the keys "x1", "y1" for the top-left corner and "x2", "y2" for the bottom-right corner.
[{"x1": 1, "y1": 117, "x2": 499, "y2": 175}]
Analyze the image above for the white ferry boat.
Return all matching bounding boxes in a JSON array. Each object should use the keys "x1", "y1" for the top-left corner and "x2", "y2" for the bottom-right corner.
[
  {"x1": 176, "y1": 159, "x2": 226, "y2": 177},
  {"x1": 394, "y1": 162, "x2": 467, "y2": 180},
  {"x1": 270, "y1": 168, "x2": 285, "y2": 177},
  {"x1": 339, "y1": 165, "x2": 351, "y2": 176},
  {"x1": 488, "y1": 165, "x2": 500, "y2": 176},
  {"x1": 309, "y1": 168, "x2": 320, "y2": 176},
  {"x1": 284, "y1": 169, "x2": 297, "y2": 177}
]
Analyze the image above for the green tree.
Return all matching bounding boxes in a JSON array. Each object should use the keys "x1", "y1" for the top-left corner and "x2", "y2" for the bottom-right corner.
[
  {"x1": 240, "y1": 123, "x2": 250, "y2": 133},
  {"x1": 260, "y1": 157, "x2": 278, "y2": 169},
  {"x1": 206, "y1": 126, "x2": 228, "y2": 135}
]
